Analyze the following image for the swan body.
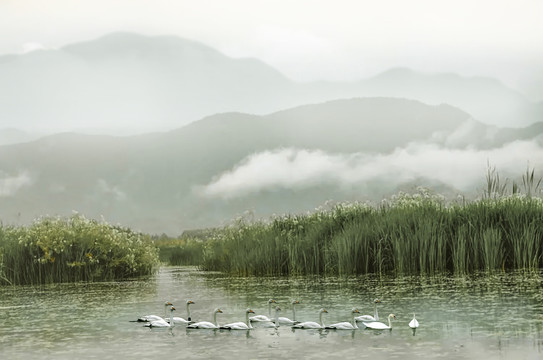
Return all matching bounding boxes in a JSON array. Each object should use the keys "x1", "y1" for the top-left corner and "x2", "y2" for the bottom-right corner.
[
  {"x1": 168, "y1": 300, "x2": 195, "y2": 324},
  {"x1": 355, "y1": 299, "x2": 380, "y2": 322},
  {"x1": 363, "y1": 313, "x2": 396, "y2": 330},
  {"x1": 221, "y1": 309, "x2": 255, "y2": 330},
  {"x1": 138, "y1": 301, "x2": 173, "y2": 322},
  {"x1": 292, "y1": 308, "x2": 328, "y2": 329},
  {"x1": 326, "y1": 308, "x2": 360, "y2": 330},
  {"x1": 274, "y1": 300, "x2": 300, "y2": 325},
  {"x1": 146, "y1": 306, "x2": 176, "y2": 328},
  {"x1": 250, "y1": 299, "x2": 276, "y2": 322},
  {"x1": 409, "y1": 313, "x2": 419, "y2": 329},
  {"x1": 187, "y1": 308, "x2": 223, "y2": 329}
]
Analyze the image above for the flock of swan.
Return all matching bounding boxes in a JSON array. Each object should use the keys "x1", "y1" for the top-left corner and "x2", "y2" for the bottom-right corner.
[{"x1": 136, "y1": 298, "x2": 420, "y2": 331}]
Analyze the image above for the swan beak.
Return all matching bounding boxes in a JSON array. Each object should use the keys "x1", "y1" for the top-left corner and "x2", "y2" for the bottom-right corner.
[
  {"x1": 188, "y1": 300, "x2": 195, "y2": 304},
  {"x1": 323, "y1": 309, "x2": 328, "y2": 313},
  {"x1": 354, "y1": 309, "x2": 360, "y2": 313},
  {"x1": 171, "y1": 306, "x2": 176, "y2": 311},
  {"x1": 248, "y1": 309, "x2": 255, "y2": 313},
  {"x1": 217, "y1": 309, "x2": 223, "y2": 313},
  {"x1": 166, "y1": 302, "x2": 173, "y2": 305}
]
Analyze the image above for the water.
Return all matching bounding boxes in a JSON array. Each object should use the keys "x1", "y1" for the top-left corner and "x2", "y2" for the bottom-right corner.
[{"x1": 1, "y1": 267, "x2": 542, "y2": 359}]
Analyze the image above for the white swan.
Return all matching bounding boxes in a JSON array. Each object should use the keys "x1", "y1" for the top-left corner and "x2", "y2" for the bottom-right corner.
[
  {"x1": 273, "y1": 300, "x2": 300, "y2": 325},
  {"x1": 249, "y1": 299, "x2": 276, "y2": 322},
  {"x1": 168, "y1": 300, "x2": 195, "y2": 325},
  {"x1": 363, "y1": 313, "x2": 396, "y2": 330},
  {"x1": 137, "y1": 301, "x2": 173, "y2": 322},
  {"x1": 187, "y1": 308, "x2": 223, "y2": 329},
  {"x1": 326, "y1": 308, "x2": 360, "y2": 330},
  {"x1": 145, "y1": 306, "x2": 176, "y2": 328},
  {"x1": 355, "y1": 298, "x2": 380, "y2": 322},
  {"x1": 221, "y1": 309, "x2": 255, "y2": 330},
  {"x1": 292, "y1": 308, "x2": 328, "y2": 329},
  {"x1": 409, "y1": 313, "x2": 419, "y2": 329}
]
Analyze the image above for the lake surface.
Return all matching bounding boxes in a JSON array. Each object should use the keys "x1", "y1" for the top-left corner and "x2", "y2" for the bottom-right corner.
[{"x1": 1, "y1": 267, "x2": 542, "y2": 359}]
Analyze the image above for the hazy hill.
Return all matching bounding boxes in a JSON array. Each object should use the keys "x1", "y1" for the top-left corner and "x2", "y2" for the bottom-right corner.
[
  {"x1": 1, "y1": 98, "x2": 541, "y2": 234},
  {"x1": 0, "y1": 32, "x2": 541, "y2": 136}
]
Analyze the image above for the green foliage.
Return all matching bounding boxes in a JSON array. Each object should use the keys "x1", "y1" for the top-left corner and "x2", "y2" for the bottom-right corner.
[
  {"x1": 200, "y1": 188, "x2": 543, "y2": 276},
  {"x1": 0, "y1": 214, "x2": 159, "y2": 285}
]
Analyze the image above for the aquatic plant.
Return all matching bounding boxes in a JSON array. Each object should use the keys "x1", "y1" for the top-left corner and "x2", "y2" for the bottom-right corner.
[
  {"x1": 199, "y1": 186, "x2": 543, "y2": 277},
  {"x1": 0, "y1": 214, "x2": 159, "y2": 285}
]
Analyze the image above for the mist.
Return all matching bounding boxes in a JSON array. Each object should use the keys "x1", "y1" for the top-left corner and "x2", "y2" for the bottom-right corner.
[{"x1": 200, "y1": 140, "x2": 543, "y2": 200}]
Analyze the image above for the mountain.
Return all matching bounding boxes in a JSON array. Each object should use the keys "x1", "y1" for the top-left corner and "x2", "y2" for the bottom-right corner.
[
  {"x1": 0, "y1": 32, "x2": 541, "y2": 136},
  {"x1": 1, "y1": 98, "x2": 541, "y2": 235}
]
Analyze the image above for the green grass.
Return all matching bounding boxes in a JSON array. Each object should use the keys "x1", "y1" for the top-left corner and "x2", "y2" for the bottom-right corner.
[
  {"x1": 198, "y1": 189, "x2": 543, "y2": 276},
  {"x1": 0, "y1": 214, "x2": 160, "y2": 285}
]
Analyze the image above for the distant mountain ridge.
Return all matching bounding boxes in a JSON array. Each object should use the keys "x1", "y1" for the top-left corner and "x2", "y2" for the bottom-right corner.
[
  {"x1": 0, "y1": 32, "x2": 541, "y2": 136},
  {"x1": 1, "y1": 97, "x2": 542, "y2": 235}
]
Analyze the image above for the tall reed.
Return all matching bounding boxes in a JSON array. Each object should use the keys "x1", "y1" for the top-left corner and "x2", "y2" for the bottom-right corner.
[
  {"x1": 200, "y1": 188, "x2": 543, "y2": 277},
  {"x1": 0, "y1": 214, "x2": 160, "y2": 285}
]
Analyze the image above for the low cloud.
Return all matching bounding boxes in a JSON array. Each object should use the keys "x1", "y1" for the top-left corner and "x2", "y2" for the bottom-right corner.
[
  {"x1": 199, "y1": 141, "x2": 543, "y2": 199},
  {"x1": 0, "y1": 171, "x2": 32, "y2": 197},
  {"x1": 96, "y1": 179, "x2": 127, "y2": 201}
]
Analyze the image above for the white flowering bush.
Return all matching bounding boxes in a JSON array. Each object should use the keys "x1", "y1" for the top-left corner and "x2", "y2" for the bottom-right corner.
[{"x1": 0, "y1": 214, "x2": 159, "y2": 285}]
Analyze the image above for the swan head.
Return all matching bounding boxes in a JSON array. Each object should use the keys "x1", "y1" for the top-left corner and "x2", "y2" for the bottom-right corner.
[
  {"x1": 267, "y1": 299, "x2": 277, "y2": 304},
  {"x1": 186, "y1": 300, "x2": 195, "y2": 305},
  {"x1": 214, "y1": 308, "x2": 223, "y2": 314},
  {"x1": 170, "y1": 306, "x2": 176, "y2": 312},
  {"x1": 388, "y1": 314, "x2": 396, "y2": 320},
  {"x1": 246, "y1": 309, "x2": 255, "y2": 314},
  {"x1": 319, "y1": 308, "x2": 328, "y2": 314},
  {"x1": 291, "y1": 300, "x2": 300, "y2": 305},
  {"x1": 275, "y1": 306, "x2": 281, "y2": 312},
  {"x1": 164, "y1": 301, "x2": 173, "y2": 306},
  {"x1": 351, "y1": 308, "x2": 360, "y2": 314},
  {"x1": 373, "y1": 299, "x2": 381, "y2": 303}
]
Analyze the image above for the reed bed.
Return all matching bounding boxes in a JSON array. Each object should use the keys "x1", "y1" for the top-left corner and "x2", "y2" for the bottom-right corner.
[
  {"x1": 0, "y1": 214, "x2": 159, "y2": 285},
  {"x1": 200, "y1": 189, "x2": 543, "y2": 276}
]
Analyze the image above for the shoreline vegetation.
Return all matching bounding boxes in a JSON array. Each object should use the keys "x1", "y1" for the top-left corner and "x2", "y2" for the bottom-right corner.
[
  {"x1": 1, "y1": 168, "x2": 542, "y2": 284},
  {"x1": 0, "y1": 214, "x2": 159, "y2": 285},
  {"x1": 188, "y1": 167, "x2": 543, "y2": 276}
]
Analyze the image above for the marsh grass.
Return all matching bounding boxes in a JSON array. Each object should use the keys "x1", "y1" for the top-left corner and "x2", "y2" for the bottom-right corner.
[
  {"x1": 199, "y1": 188, "x2": 543, "y2": 276},
  {"x1": 0, "y1": 214, "x2": 159, "y2": 285}
]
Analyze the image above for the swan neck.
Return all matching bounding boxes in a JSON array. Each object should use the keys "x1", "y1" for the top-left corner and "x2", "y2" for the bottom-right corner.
[
  {"x1": 246, "y1": 312, "x2": 250, "y2": 327},
  {"x1": 275, "y1": 309, "x2": 279, "y2": 325},
  {"x1": 268, "y1": 302, "x2": 272, "y2": 317},
  {"x1": 319, "y1": 312, "x2": 324, "y2": 327},
  {"x1": 374, "y1": 303, "x2": 379, "y2": 320},
  {"x1": 186, "y1": 303, "x2": 191, "y2": 320},
  {"x1": 164, "y1": 304, "x2": 169, "y2": 320},
  {"x1": 292, "y1": 305, "x2": 297, "y2": 321},
  {"x1": 213, "y1": 311, "x2": 218, "y2": 326},
  {"x1": 170, "y1": 308, "x2": 175, "y2": 328},
  {"x1": 351, "y1": 313, "x2": 358, "y2": 328},
  {"x1": 388, "y1": 316, "x2": 392, "y2": 329}
]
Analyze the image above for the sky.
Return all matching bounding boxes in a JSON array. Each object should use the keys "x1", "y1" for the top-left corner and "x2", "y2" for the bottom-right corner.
[{"x1": 1, "y1": 0, "x2": 543, "y2": 96}]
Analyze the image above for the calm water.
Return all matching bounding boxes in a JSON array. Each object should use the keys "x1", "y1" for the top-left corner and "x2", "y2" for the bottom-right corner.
[{"x1": 1, "y1": 267, "x2": 542, "y2": 359}]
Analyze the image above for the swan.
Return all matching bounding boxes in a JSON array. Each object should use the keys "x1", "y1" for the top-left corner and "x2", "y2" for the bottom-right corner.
[
  {"x1": 145, "y1": 306, "x2": 176, "y2": 328},
  {"x1": 355, "y1": 298, "x2": 380, "y2": 322},
  {"x1": 187, "y1": 308, "x2": 223, "y2": 329},
  {"x1": 137, "y1": 301, "x2": 173, "y2": 322},
  {"x1": 263, "y1": 306, "x2": 282, "y2": 328},
  {"x1": 409, "y1": 313, "x2": 419, "y2": 329},
  {"x1": 292, "y1": 308, "x2": 328, "y2": 329},
  {"x1": 221, "y1": 309, "x2": 255, "y2": 330},
  {"x1": 363, "y1": 313, "x2": 396, "y2": 330},
  {"x1": 168, "y1": 300, "x2": 195, "y2": 325},
  {"x1": 273, "y1": 300, "x2": 300, "y2": 325},
  {"x1": 325, "y1": 308, "x2": 360, "y2": 330},
  {"x1": 249, "y1": 299, "x2": 276, "y2": 322}
]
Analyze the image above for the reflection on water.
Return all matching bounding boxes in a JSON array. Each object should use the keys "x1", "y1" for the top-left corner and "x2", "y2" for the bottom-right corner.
[{"x1": 1, "y1": 267, "x2": 542, "y2": 359}]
